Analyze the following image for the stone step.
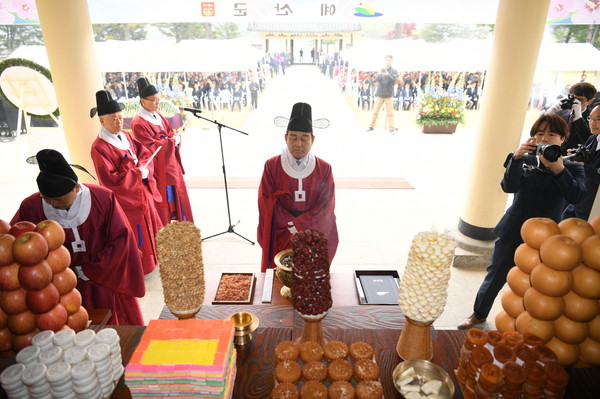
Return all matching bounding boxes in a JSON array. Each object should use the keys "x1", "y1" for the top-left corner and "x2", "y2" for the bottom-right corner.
[
  {"x1": 446, "y1": 229, "x2": 495, "y2": 269},
  {"x1": 453, "y1": 246, "x2": 491, "y2": 268}
]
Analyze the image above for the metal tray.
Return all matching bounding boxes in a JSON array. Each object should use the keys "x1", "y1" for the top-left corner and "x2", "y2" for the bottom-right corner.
[
  {"x1": 212, "y1": 273, "x2": 256, "y2": 304},
  {"x1": 354, "y1": 270, "x2": 400, "y2": 305}
]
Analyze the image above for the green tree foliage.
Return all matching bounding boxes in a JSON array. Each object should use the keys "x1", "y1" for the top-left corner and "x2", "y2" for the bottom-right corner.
[
  {"x1": 93, "y1": 24, "x2": 147, "y2": 42},
  {"x1": 154, "y1": 23, "x2": 209, "y2": 42},
  {"x1": 416, "y1": 24, "x2": 493, "y2": 42},
  {"x1": 551, "y1": 25, "x2": 600, "y2": 48},
  {"x1": 0, "y1": 25, "x2": 44, "y2": 58},
  {"x1": 213, "y1": 23, "x2": 241, "y2": 39}
]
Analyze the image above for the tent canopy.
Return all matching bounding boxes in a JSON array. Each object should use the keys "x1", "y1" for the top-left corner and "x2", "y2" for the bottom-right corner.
[
  {"x1": 9, "y1": 39, "x2": 264, "y2": 73},
  {"x1": 341, "y1": 38, "x2": 600, "y2": 73}
]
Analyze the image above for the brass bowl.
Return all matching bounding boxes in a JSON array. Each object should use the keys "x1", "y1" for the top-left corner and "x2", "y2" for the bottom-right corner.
[
  {"x1": 274, "y1": 249, "x2": 294, "y2": 288},
  {"x1": 229, "y1": 311, "x2": 253, "y2": 332},
  {"x1": 227, "y1": 312, "x2": 259, "y2": 346},
  {"x1": 392, "y1": 359, "x2": 455, "y2": 399}
]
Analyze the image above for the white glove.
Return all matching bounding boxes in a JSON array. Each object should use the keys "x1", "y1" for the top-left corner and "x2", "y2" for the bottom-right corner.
[
  {"x1": 175, "y1": 133, "x2": 181, "y2": 146},
  {"x1": 139, "y1": 167, "x2": 149, "y2": 179},
  {"x1": 546, "y1": 100, "x2": 563, "y2": 115},
  {"x1": 571, "y1": 98, "x2": 582, "y2": 121},
  {"x1": 74, "y1": 266, "x2": 90, "y2": 281},
  {"x1": 287, "y1": 221, "x2": 298, "y2": 234}
]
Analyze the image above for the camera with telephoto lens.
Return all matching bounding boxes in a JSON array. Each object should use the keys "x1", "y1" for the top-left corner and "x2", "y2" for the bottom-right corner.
[
  {"x1": 535, "y1": 144, "x2": 562, "y2": 162},
  {"x1": 564, "y1": 145, "x2": 592, "y2": 163},
  {"x1": 560, "y1": 94, "x2": 576, "y2": 110},
  {"x1": 521, "y1": 145, "x2": 562, "y2": 176}
]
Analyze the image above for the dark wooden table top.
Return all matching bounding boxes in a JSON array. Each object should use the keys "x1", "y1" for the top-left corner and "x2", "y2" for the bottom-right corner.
[
  {"x1": 1, "y1": 287, "x2": 600, "y2": 398},
  {"x1": 3, "y1": 322, "x2": 596, "y2": 399}
]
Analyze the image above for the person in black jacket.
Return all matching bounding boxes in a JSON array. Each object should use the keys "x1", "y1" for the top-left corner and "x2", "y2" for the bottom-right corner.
[
  {"x1": 366, "y1": 55, "x2": 399, "y2": 134},
  {"x1": 545, "y1": 82, "x2": 596, "y2": 155},
  {"x1": 563, "y1": 105, "x2": 600, "y2": 221},
  {"x1": 459, "y1": 114, "x2": 586, "y2": 330}
]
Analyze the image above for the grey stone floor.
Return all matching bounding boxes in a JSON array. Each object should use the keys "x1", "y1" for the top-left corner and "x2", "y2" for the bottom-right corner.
[{"x1": 0, "y1": 65, "x2": 509, "y2": 330}]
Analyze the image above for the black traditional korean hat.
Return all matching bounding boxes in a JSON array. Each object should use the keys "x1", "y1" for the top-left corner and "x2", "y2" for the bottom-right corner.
[
  {"x1": 274, "y1": 102, "x2": 330, "y2": 133},
  {"x1": 136, "y1": 76, "x2": 158, "y2": 98},
  {"x1": 90, "y1": 90, "x2": 124, "y2": 118},
  {"x1": 35, "y1": 149, "x2": 78, "y2": 198}
]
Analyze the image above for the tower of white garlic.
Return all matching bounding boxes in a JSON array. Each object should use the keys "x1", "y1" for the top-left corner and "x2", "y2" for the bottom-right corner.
[{"x1": 398, "y1": 232, "x2": 456, "y2": 322}]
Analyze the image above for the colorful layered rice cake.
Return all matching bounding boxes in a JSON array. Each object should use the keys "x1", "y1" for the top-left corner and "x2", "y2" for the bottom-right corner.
[{"x1": 125, "y1": 319, "x2": 236, "y2": 398}]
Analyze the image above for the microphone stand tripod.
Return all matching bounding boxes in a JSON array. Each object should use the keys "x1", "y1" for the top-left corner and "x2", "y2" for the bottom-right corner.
[{"x1": 185, "y1": 110, "x2": 254, "y2": 244}]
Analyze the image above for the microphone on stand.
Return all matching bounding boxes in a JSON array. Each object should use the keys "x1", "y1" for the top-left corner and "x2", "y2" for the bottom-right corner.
[{"x1": 179, "y1": 107, "x2": 202, "y2": 115}]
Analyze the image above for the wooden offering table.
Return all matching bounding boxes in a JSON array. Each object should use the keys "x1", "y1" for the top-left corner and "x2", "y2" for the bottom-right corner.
[{"x1": 0, "y1": 272, "x2": 599, "y2": 398}]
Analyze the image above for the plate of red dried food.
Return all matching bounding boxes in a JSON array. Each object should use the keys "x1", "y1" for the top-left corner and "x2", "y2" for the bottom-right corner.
[{"x1": 212, "y1": 273, "x2": 256, "y2": 304}]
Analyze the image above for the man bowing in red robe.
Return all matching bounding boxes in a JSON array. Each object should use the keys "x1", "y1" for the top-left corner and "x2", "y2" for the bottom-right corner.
[
  {"x1": 90, "y1": 90, "x2": 162, "y2": 275},
  {"x1": 11, "y1": 149, "x2": 146, "y2": 325},
  {"x1": 257, "y1": 102, "x2": 338, "y2": 272},
  {"x1": 130, "y1": 76, "x2": 194, "y2": 225}
]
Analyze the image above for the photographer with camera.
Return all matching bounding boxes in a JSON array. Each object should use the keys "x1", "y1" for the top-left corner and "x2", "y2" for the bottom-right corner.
[
  {"x1": 459, "y1": 114, "x2": 586, "y2": 330},
  {"x1": 545, "y1": 82, "x2": 597, "y2": 154},
  {"x1": 563, "y1": 105, "x2": 600, "y2": 221}
]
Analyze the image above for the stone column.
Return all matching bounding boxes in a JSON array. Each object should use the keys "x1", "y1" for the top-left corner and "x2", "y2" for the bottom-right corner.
[
  {"x1": 36, "y1": 0, "x2": 101, "y2": 183},
  {"x1": 458, "y1": 0, "x2": 551, "y2": 241}
]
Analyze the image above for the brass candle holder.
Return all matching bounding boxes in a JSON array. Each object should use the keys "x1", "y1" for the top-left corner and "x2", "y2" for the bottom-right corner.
[
  {"x1": 274, "y1": 249, "x2": 294, "y2": 302},
  {"x1": 228, "y1": 312, "x2": 259, "y2": 346}
]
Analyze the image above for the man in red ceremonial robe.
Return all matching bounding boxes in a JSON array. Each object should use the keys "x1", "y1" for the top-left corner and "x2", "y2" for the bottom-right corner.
[
  {"x1": 130, "y1": 76, "x2": 194, "y2": 225},
  {"x1": 11, "y1": 149, "x2": 145, "y2": 325},
  {"x1": 90, "y1": 90, "x2": 162, "y2": 275},
  {"x1": 258, "y1": 102, "x2": 338, "y2": 272}
]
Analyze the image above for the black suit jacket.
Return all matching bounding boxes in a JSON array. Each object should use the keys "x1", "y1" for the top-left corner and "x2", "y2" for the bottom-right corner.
[
  {"x1": 561, "y1": 107, "x2": 591, "y2": 155},
  {"x1": 493, "y1": 154, "x2": 586, "y2": 241},
  {"x1": 563, "y1": 135, "x2": 600, "y2": 220}
]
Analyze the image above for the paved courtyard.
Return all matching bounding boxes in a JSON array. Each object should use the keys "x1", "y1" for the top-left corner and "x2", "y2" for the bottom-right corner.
[{"x1": 0, "y1": 65, "x2": 511, "y2": 330}]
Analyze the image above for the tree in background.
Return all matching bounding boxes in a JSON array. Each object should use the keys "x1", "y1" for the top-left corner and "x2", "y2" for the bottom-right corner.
[
  {"x1": 551, "y1": 25, "x2": 600, "y2": 48},
  {"x1": 416, "y1": 24, "x2": 493, "y2": 42},
  {"x1": 0, "y1": 25, "x2": 43, "y2": 58},
  {"x1": 154, "y1": 23, "x2": 209, "y2": 42},
  {"x1": 384, "y1": 23, "x2": 417, "y2": 40},
  {"x1": 213, "y1": 23, "x2": 241, "y2": 39},
  {"x1": 93, "y1": 24, "x2": 147, "y2": 41}
]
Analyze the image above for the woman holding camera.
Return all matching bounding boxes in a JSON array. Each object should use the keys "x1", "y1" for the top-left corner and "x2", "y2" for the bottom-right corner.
[{"x1": 459, "y1": 114, "x2": 586, "y2": 330}]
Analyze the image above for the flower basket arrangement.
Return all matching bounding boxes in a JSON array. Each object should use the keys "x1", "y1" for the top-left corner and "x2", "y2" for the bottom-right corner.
[
  {"x1": 118, "y1": 98, "x2": 188, "y2": 131},
  {"x1": 416, "y1": 75, "x2": 467, "y2": 130},
  {"x1": 118, "y1": 97, "x2": 184, "y2": 119}
]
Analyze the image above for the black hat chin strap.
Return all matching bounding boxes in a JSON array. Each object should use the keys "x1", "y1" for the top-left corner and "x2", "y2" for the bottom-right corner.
[{"x1": 26, "y1": 156, "x2": 97, "y2": 180}]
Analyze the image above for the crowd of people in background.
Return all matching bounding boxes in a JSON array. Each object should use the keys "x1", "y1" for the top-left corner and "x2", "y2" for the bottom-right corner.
[
  {"x1": 347, "y1": 68, "x2": 484, "y2": 112},
  {"x1": 101, "y1": 49, "x2": 599, "y2": 123},
  {"x1": 101, "y1": 52, "x2": 294, "y2": 112}
]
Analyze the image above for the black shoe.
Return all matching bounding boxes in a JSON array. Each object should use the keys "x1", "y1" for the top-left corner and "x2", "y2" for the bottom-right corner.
[
  {"x1": 458, "y1": 314, "x2": 486, "y2": 330},
  {"x1": 366, "y1": 127, "x2": 374, "y2": 132},
  {"x1": 389, "y1": 128, "x2": 398, "y2": 135}
]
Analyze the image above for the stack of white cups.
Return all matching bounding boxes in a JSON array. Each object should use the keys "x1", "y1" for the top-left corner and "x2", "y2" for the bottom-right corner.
[
  {"x1": 95, "y1": 328, "x2": 123, "y2": 383},
  {"x1": 46, "y1": 362, "x2": 75, "y2": 399},
  {"x1": 15, "y1": 345, "x2": 41, "y2": 366},
  {"x1": 73, "y1": 330, "x2": 96, "y2": 350},
  {"x1": 21, "y1": 362, "x2": 50, "y2": 398},
  {"x1": 39, "y1": 346, "x2": 63, "y2": 369},
  {"x1": 71, "y1": 360, "x2": 102, "y2": 399},
  {"x1": 32, "y1": 331, "x2": 55, "y2": 351},
  {"x1": 87, "y1": 343, "x2": 113, "y2": 397},
  {"x1": 0, "y1": 363, "x2": 27, "y2": 398},
  {"x1": 63, "y1": 345, "x2": 87, "y2": 367},
  {"x1": 0, "y1": 328, "x2": 123, "y2": 399},
  {"x1": 53, "y1": 329, "x2": 76, "y2": 352}
]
